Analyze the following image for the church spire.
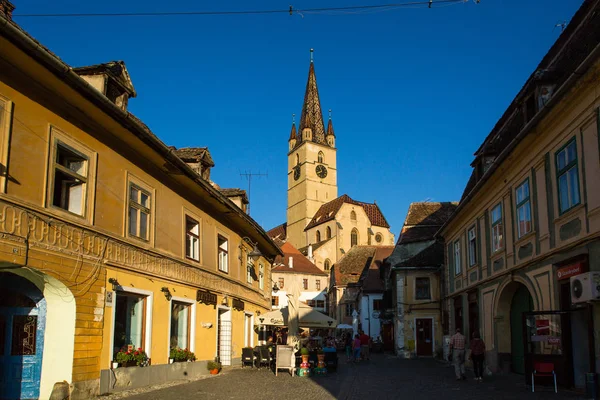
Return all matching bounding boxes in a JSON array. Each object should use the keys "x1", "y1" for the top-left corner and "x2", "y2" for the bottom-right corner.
[
  {"x1": 299, "y1": 49, "x2": 327, "y2": 145},
  {"x1": 289, "y1": 114, "x2": 297, "y2": 141},
  {"x1": 327, "y1": 109, "x2": 335, "y2": 137}
]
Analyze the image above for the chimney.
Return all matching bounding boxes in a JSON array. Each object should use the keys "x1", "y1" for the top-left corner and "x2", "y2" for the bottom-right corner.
[
  {"x1": 0, "y1": 0, "x2": 15, "y2": 20},
  {"x1": 307, "y1": 244, "x2": 314, "y2": 261},
  {"x1": 288, "y1": 256, "x2": 293, "y2": 269}
]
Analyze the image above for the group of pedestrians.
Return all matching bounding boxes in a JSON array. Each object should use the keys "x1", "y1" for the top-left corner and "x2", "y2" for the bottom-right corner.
[
  {"x1": 344, "y1": 330, "x2": 371, "y2": 363},
  {"x1": 449, "y1": 328, "x2": 487, "y2": 382}
]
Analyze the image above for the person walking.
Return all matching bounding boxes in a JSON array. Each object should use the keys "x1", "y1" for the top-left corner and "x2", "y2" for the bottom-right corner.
[
  {"x1": 344, "y1": 333, "x2": 353, "y2": 363},
  {"x1": 449, "y1": 328, "x2": 466, "y2": 380},
  {"x1": 359, "y1": 330, "x2": 370, "y2": 361},
  {"x1": 469, "y1": 331, "x2": 486, "y2": 382},
  {"x1": 352, "y1": 334, "x2": 362, "y2": 363}
]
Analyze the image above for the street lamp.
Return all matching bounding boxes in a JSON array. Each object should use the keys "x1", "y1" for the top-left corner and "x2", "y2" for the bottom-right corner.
[{"x1": 241, "y1": 237, "x2": 263, "y2": 262}]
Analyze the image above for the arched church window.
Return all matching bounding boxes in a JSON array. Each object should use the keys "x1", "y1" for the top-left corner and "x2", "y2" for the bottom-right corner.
[
  {"x1": 350, "y1": 210, "x2": 357, "y2": 221},
  {"x1": 351, "y1": 229, "x2": 358, "y2": 247},
  {"x1": 324, "y1": 259, "x2": 331, "y2": 271},
  {"x1": 296, "y1": 154, "x2": 300, "y2": 165},
  {"x1": 318, "y1": 151, "x2": 324, "y2": 163},
  {"x1": 326, "y1": 226, "x2": 332, "y2": 239},
  {"x1": 316, "y1": 230, "x2": 321, "y2": 242}
]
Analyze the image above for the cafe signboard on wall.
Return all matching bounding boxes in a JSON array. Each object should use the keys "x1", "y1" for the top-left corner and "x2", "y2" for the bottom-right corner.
[{"x1": 197, "y1": 290, "x2": 217, "y2": 307}]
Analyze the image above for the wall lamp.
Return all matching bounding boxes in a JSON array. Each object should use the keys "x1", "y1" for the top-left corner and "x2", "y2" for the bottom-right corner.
[
  {"x1": 256, "y1": 310, "x2": 261, "y2": 316},
  {"x1": 241, "y1": 237, "x2": 263, "y2": 262},
  {"x1": 272, "y1": 282, "x2": 280, "y2": 293},
  {"x1": 161, "y1": 287, "x2": 172, "y2": 301},
  {"x1": 108, "y1": 278, "x2": 120, "y2": 291},
  {"x1": 222, "y1": 295, "x2": 229, "y2": 307}
]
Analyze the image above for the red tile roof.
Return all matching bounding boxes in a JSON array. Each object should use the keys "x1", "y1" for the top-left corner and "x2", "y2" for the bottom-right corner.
[
  {"x1": 361, "y1": 246, "x2": 394, "y2": 292},
  {"x1": 273, "y1": 242, "x2": 327, "y2": 276},
  {"x1": 267, "y1": 223, "x2": 287, "y2": 240},
  {"x1": 304, "y1": 194, "x2": 390, "y2": 231}
]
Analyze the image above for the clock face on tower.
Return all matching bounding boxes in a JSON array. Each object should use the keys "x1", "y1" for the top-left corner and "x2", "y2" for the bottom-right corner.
[
  {"x1": 293, "y1": 166, "x2": 300, "y2": 181},
  {"x1": 315, "y1": 165, "x2": 328, "y2": 179}
]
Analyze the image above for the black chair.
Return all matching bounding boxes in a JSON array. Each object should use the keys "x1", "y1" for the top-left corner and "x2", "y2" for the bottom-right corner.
[
  {"x1": 256, "y1": 346, "x2": 271, "y2": 370},
  {"x1": 325, "y1": 351, "x2": 338, "y2": 371},
  {"x1": 242, "y1": 347, "x2": 255, "y2": 368}
]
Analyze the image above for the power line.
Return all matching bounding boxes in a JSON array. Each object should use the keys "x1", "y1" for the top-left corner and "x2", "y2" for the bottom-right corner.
[{"x1": 13, "y1": 0, "x2": 471, "y2": 18}]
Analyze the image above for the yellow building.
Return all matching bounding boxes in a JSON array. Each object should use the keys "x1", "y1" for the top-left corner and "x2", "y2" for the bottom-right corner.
[
  {"x1": 440, "y1": 0, "x2": 600, "y2": 389},
  {"x1": 386, "y1": 202, "x2": 457, "y2": 358},
  {"x1": 268, "y1": 52, "x2": 395, "y2": 273},
  {"x1": 0, "y1": 5, "x2": 281, "y2": 399}
]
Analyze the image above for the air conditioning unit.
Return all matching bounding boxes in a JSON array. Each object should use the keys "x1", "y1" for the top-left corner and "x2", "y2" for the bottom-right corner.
[{"x1": 570, "y1": 272, "x2": 600, "y2": 304}]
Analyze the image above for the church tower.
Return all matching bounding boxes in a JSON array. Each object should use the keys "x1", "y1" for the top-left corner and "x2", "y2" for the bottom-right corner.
[{"x1": 286, "y1": 50, "x2": 338, "y2": 249}]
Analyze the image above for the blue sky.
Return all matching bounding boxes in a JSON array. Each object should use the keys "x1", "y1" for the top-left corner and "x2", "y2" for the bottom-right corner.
[{"x1": 14, "y1": 0, "x2": 582, "y2": 236}]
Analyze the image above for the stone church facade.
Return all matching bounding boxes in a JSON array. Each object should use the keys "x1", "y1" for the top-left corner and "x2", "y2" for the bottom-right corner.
[{"x1": 268, "y1": 53, "x2": 394, "y2": 272}]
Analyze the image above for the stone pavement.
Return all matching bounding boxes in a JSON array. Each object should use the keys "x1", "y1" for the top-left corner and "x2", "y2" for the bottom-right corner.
[{"x1": 105, "y1": 353, "x2": 585, "y2": 400}]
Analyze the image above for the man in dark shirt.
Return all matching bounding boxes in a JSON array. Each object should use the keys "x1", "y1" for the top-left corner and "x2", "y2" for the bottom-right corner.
[{"x1": 359, "y1": 330, "x2": 370, "y2": 360}]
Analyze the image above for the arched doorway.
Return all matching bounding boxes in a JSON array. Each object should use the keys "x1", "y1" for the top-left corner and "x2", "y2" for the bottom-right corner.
[
  {"x1": 495, "y1": 281, "x2": 534, "y2": 374},
  {"x1": 0, "y1": 272, "x2": 46, "y2": 399}
]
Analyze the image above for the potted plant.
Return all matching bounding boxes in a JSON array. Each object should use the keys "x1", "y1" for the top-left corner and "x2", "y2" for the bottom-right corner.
[
  {"x1": 112, "y1": 361, "x2": 119, "y2": 369},
  {"x1": 115, "y1": 346, "x2": 149, "y2": 367},
  {"x1": 170, "y1": 347, "x2": 197, "y2": 363},
  {"x1": 207, "y1": 360, "x2": 221, "y2": 375}
]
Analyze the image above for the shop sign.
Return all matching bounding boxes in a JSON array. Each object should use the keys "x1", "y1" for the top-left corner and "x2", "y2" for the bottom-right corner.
[
  {"x1": 372, "y1": 311, "x2": 380, "y2": 319},
  {"x1": 557, "y1": 262, "x2": 585, "y2": 280},
  {"x1": 196, "y1": 290, "x2": 217, "y2": 306},
  {"x1": 232, "y1": 298, "x2": 245, "y2": 311}
]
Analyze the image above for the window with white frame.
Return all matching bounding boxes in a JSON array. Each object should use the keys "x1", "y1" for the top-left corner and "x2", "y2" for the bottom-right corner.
[
  {"x1": 468, "y1": 226, "x2": 477, "y2": 266},
  {"x1": 128, "y1": 184, "x2": 151, "y2": 240},
  {"x1": 259, "y1": 263, "x2": 264, "y2": 290},
  {"x1": 491, "y1": 203, "x2": 504, "y2": 252},
  {"x1": 316, "y1": 280, "x2": 321, "y2": 290},
  {"x1": 218, "y1": 235, "x2": 228, "y2": 273},
  {"x1": 170, "y1": 301, "x2": 190, "y2": 349},
  {"x1": 51, "y1": 142, "x2": 89, "y2": 216},
  {"x1": 278, "y1": 277, "x2": 284, "y2": 289},
  {"x1": 556, "y1": 140, "x2": 580, "y2": 214},
  {"x1": 415, "y1": 277, "x2": 431, "y2": 300},
  {"x1": 247, "y1": 253, "x2": 253, "y2": 284},
  {"x1": 113, "y1": 292, "x2": 147, "y2": 355},
  {"x1": 516, "y1": 179, "x2": 532, "y2": 238},
  {"x1": 303, "y1": 279, "x2": 308, "y2": 290},
  {"x1": 272, "y1": 296, "x2": 279, "y2": 307},
  {"x1": 345, "y1": 303, "x2": 352, "y2": 317},
  {"x1": 185, "y1": 216, "x2": 200, "y2": 261},
  {"x1": 454, "y1": 240, "x2": 461, "y2": 275}
]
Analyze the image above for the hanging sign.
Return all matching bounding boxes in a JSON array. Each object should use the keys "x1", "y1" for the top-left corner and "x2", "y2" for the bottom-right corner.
[
  {"x1": 557, "y1": 262, "x2": 586, "y2": 280},
  {"x1": 232, "y1": 298, "x2": 245, "y2": 311},
  {"x1": 196, "y1": 290, "x2": 217, "y2": 306}
]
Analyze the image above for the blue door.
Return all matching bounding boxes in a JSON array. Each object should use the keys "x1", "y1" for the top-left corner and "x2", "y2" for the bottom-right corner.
[{"x1": 0, "y1": 273, "x2": 46, "y2": 400}]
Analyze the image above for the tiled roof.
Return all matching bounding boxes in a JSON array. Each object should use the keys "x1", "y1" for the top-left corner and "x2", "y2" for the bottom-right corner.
[
  {"x1": 73, "y1": 61, "x2": 136, "y2": 97},
  {"x1": 298, "y1": 61, "x2": 328, "y2": 146},
  {"x1": 267, "y1": 223, "x2": 287, "y2": 240},
  {"x1": 304, "y1": 194, "x2": 390, "y2": 231},
  {"x1": 273, "y1": 242, "x2": 327, "y2": 276},
  {"x1": 219, "y1": 188, "x2": 248, "y2": 204},
  {"x1": 289, "y1": 122, "x2": 297, "y2": 141},
  {"x1": 327, "y1": 118, "x2": 335, "y2": 137},
  {"x1": 394, "y1": 241, "x2": 445, "y2": 269},
  {"x1": 171, "y1": 147, "x2": 215, "y2": 167},
  {"x1": 398, "y1": 226, "x2": 440, "y2": 244},
  {"x1": 298, "y1": 238, "x2": 332, "y2": 256},
  {"x1": 333, "y1": 246, "x2": 377, "y2": 286},
  {"x1": 360, "y1": 246, "x2": 394, "y2": 292},
  {"x1": 403, "y1": 202, "x2": 458, "y2": 226}
]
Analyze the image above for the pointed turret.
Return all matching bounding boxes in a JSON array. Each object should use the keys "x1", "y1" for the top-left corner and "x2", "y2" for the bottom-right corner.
[
  {"x1": 288, "y1": 122, "x2": 297, "y2": 151},
  {"x1": 326, "y1": 111, "x2": 336, "y2": 147},
  {"x1": 302, "y1": 111, "x2": 313, "y2": 141},
  {"x1": 299, "y1": 49, "x2": 327, "y2": 145}
]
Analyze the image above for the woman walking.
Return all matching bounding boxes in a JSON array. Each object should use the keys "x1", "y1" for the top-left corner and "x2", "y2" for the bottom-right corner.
[
  {"x1": 344, "y1": 333, "x2": 353, "y2": 363},
  {"x1": 469, "y1": 331, "x2": 486, "y2": 382},
  {"x1": 352, "y1": 334, "x2": 362, "y2": 363}
]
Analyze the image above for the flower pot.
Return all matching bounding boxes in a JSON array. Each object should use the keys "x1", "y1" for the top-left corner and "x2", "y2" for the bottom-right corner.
[
  {"x1": 112, "y1": 362, "x2": 119, "y2": 369},
  {"x1": 301, "y1": 355, "x2": 309, "y2": 363},
  {"x1": 119, "y1": 361, "x2": 137, "y2": 368},
  {"x1": 317, "y1": 354, "x2": 325, "y2": 362},
  {"x1": 169, "y1": 359, "x2": 174, "y2": 364},
  {"x1": 210, "y1": 369, "x2": 219, "y2": 375}
]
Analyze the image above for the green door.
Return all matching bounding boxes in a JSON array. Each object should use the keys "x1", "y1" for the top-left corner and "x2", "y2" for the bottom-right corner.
[{"x1": 510, "y1": 285, "x2": 533, "y2": 374}]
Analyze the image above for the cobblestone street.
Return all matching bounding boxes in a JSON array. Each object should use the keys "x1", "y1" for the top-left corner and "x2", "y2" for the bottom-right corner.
[{"x1": 105, "y1": 353, "x2": 585, "y2": 400}]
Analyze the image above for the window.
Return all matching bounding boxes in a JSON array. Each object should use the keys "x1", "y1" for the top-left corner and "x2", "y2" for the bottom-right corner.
[
  {"x1": 516, "y1": 179, "x2": 532, "y2": 238},
  {"x1": 345, "y1": 303, "x2": 352, "y2": 317},
  {"x1": 316, "y1": 300, "x2": 325, "y2": 308},
  {"x1": 0, "y1": 97, "x2": 13, "y2": 193},
  {"x1": 318, "y1": 151, "x2": 324, "y2": 163},
  {"x1": 303, "y1": 279, "x2": 308, "y2": 290},
  {"x1": 128, "y1": 184, "x2": 151, "y2": 240},
  {"x1": 326, "y1": 226, "x2": 332, "y2": 239},
  {"x1": 52, "y1": 143, "x2": 89, "y2": 216},
  {"x1": 278, "y1": 278, "x2": 284, "y2": 289},
  {"x1": 351, "y1": 229, "x2": 358, "y2": 247},
  {"x1": 316, "y1": 230, "x2": 321, "y2": 242},
  {"x1": 373, "y1": 299, "x2": 383, "y2": 311},
  {"x1": 185, "y1": 217, "x2": 200, "y2": 261},
  {"x1": 113, "y1": 292, "x2": 147, "y2": 355},
  {"x1": 246, "y1": 254, "x2": 253, "y2": 284},
  {"x1": 556, "y1": 140, "x2": 580, "y2": 214},
  {"x1": 259, "y1": 263, "x2": 264, "y2": 290},
  {"x1": 316, "y1": 280, "x2": 321, "y2": 290},
  {"x1": 272, "y1": 296, "x2": 279, "y2": 307},
  {"x1": 324, "y1": 259, "x2": 331, "y2": 271},
  {"x1": 296, "y1": 153, "x2": 300, "y2": 165},
  {"x1": 375, "y1": 233, "x2": 383, "y2": 243},
  {"x1": 454, "y1": 240, "x2": 461, "y2": 275},
  {"x1": 491, "y1": 203, "x2": 504, "y2": 252},
  {"x1": 218, "y1": 235, "x2": 228, "y2": 273},
  {"x1": 415, "y1": 277, "x2": 431, "y2": 300},
  {"x1": 350, "y1": 211, "x2": 357, "y2": 221},
  {"x1": 307, "y1": 300, "x2": 316, "y2": 307},
  {"x1": 170, "y1": 301, "x2": 190, "y2": 349},
  {"x1": 468, "y1": 227, "x2": 477, "y2": 266}
]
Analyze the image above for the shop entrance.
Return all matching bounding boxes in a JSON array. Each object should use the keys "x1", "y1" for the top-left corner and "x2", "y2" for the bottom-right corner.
[
  {"x1": 415, "y1": 319, "x2": 433, "y2": 356},
  {"x1": 217, "y1": 308, "x2": 232, "y2": 366},
  {"x1": 510, "y1": 285, "x2": 533, "y2": 374}
]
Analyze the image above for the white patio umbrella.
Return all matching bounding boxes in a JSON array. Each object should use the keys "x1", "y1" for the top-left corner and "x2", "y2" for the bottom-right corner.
[{"x1": 286, "y1": 276, "x2": 302, "y2": 352}]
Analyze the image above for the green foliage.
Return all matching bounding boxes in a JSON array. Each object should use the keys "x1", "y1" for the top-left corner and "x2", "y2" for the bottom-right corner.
[
  {"x1": 300, "y1": 347, "x2": 310, "y2": 355},
  {"x1": 169, "y1": 347, "x2": 197, "y2": 362},
  {"x1": 207, "y1": 361, "x2": 222, "y2": 371},
  {"x1": 115, "y1": 346, "x2": 149, "y2": 367}
]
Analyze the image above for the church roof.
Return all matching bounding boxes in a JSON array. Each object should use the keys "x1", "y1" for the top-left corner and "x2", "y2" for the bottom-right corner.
[
  {"x1": 327, "y1": 118, "x2": 335, "y2": 137},
  {"x1": 267, "y1": 222, "x2": 287, "y2": 240},
  {"x1": 273, "y1": 242, "x2": 327, "y2": 276},
  {"x1": 304, "y1": 194, "x2": 390, "y2": 231},
  {"x1": 289, "y1": 122, "x2": 297, "y2": 141},
  {"x1": 298, "y1": 60, "x2": 327, "y2": 146}
]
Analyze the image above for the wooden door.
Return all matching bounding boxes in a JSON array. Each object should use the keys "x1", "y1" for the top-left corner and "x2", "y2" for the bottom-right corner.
[
  {"x1": 382, "y1": 323, "x2": 394, "y2": 351},
  {"x1": 416, "y1": 319, "x2": 433, "y2": 356}
]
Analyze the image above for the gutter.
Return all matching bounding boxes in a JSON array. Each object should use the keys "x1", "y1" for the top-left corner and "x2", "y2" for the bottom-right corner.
[
  {"x1": 437, "y1": 40, "x2": 600, "y2": 238},
  {"x1": 0, "y1": 18, "x2": 282, "y2": 258}
]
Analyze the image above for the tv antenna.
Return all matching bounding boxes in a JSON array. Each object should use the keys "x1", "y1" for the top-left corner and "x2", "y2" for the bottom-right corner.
[
  {"x1": 240, "y1": 170, "x2": 268, "y2": 215},
  {"x1": 554, "y1": 21, "x2": 567, "y2": 32}
]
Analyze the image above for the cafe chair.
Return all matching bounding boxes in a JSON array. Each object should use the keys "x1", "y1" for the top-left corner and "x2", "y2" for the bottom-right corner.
[
  {"x1": 241, "y1": 347, "x2": 255, "y2": 368},
  {"x1": 531, "y1": 362, "x2": 557, "y2": 393},
  {"x1": 256, "y1": 346, "x2": 271, "y2": 370}
]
